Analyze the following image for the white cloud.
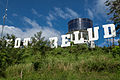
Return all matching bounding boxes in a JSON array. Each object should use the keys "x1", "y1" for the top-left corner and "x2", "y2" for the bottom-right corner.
[
  {"x1": 95, "y1": 0, "x2": 107, "y2": 14},
  {"x1": 0, "y1": 17, "x2": 61, "y2": 41},
  {"x1": 47, "y1": 21, "x2": 53, "y2": 27},
  {"x1": 54, "y1": 7, "x2": 69, "y2": 19},
  {"x1": 12, "y1": 13, "x2": 18, "y2": 17},
  {"x1": 66, "y1": 8, "x2": 79, "y2": 18},
  {"x1": 46, "y1": 7, "x2": 80, "y2": 27},
  {"x1": 86, "y1": 0, "x2": 108, "y2": 20},
  {"x1": 0, "y1": 25, "x2": 24, "y2": 38},
  {"x1": 32, "y1": 8, "x2": 42, "y2": 17},
  {"x1": 87, "y1": 9, "x2": 94, "y2": 19},
  {"x1": 46, "y1": 13, "x2": 56, "y2": 27},
  {"x1": 24, "y1": 17, "x2": 41, "y2": 28},
  {"x1": 46, "y1": 13, "x2": 56, "y2": 21},
  {"x1": 54, "y1": 7, "x2": 79, "y2": 19}
]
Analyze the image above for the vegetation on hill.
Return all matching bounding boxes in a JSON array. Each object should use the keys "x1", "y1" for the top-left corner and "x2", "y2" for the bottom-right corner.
[{"x1": 0, "y1": 31, "x2": 120, "y2": 80}]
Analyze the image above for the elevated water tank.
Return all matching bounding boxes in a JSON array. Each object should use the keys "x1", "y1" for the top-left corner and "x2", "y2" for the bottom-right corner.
[{"x1": 68, "y1": 18, "x2": 93, "y2": 32}]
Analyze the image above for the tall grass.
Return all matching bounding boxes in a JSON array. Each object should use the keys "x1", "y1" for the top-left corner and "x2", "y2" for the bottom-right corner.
[{"x1": 1, "y1": 46, "x2": 120, "y2": 80}]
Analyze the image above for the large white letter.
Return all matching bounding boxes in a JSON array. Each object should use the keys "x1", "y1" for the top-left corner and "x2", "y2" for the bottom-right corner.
[
  {"x1": 6, "y1": 39, "x2": 13, "y2": 47},
  {"x1": 23, "y1": 38, "x2": 31, "y2": 47},
  {"x1": 73, "y1": 31, "x2": 84, "y2": 44},
  {"x1": 49, "y1": 37, "x2": 58, "y2": 48},
  {"x1": 87, "y1": 27, "x2": 99, "y2": 41},
  {"x1": 61, "y1": 34, "x2": 70, "y2": 47},
  {"x1": 14, "y1": 38, "x2": 21, "y2": 48},
  {"x1": 103, "y1": 24, "x2": 116, "y2": 38}
]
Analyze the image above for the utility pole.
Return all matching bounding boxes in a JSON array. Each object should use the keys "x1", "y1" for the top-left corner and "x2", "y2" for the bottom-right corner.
[{"x1": 1, "y1": 0, "x2": 8, "y2": 38}]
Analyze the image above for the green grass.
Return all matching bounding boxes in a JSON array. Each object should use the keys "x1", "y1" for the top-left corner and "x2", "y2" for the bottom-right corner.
[{"x1": 1, "y1": 46, "x2": 120, "y2": 80}]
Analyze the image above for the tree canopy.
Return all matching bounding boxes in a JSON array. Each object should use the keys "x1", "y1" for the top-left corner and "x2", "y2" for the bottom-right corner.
[{"x1": 105, "y1": 0, "x2": 120, "y2": 24}]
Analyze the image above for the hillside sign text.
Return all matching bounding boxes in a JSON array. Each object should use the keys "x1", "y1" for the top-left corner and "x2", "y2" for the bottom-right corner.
[{"x1": 7, "y1": 24, "x2": 116, "y2": 48}]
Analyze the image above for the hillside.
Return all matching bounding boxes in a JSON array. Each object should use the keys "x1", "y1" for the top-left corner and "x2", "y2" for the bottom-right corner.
[{"x1": 1, "y1": 43, "x2": 120, "y2": 80}]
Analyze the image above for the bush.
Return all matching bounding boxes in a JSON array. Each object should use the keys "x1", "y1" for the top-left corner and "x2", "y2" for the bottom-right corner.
[{"x1": 112, "y1": 46, "x2": 120, "y2": 55}]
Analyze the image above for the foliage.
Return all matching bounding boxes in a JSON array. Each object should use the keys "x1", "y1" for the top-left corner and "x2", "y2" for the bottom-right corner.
[
  {"x1": 31, "y1": 31, "x2": 50, "y2": 55},
  {"x1": 118, "y1": 40, "x2": 120, "y2": 46},
  {"x1": 112, "y1": 46, "x2": 120, "y2": 57},
  {"x1": 0, "y1": 37, "x2": 7, "y2": 49},
  {"x1": 0, "y1": 52, "x2": 9, "y2": 70},
  {"x1": 2, "y1": 48, "x2": 120, "y2": 80},
  {"x1": 105, "y1": 0, "x2": 120, "y2": 24},
  {"x1": 1, "y1": 32, "x2": 120, "y2": 79}
]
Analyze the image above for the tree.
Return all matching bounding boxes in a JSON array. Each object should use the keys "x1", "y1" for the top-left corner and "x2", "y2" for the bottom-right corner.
[
  {"x1": 105, "y1": 0, "x2": 120, "y2": 24},
  {"x1": 0, "y1": 36, "x2": 7, "y2": 49},
  {"x1": 0, "y1": 52, "x2": 8, "y2": 77},
  {"x1": 0, "y1": 34, "x2": 16, "y2": 77},
  {"x1": 0, "y1": 34, "x2": 24, "y2": 67},
  {"x1": 105, "y1": 0, "x2": 120, "y2": 46},
  {"x1": 31, "y1": 31, "x2": 50, "y2": 55}
]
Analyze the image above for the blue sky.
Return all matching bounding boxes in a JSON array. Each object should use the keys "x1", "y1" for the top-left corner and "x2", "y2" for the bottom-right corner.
[{"x1": 0, "y1": 0, "x2": 118, "y2": 46}]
